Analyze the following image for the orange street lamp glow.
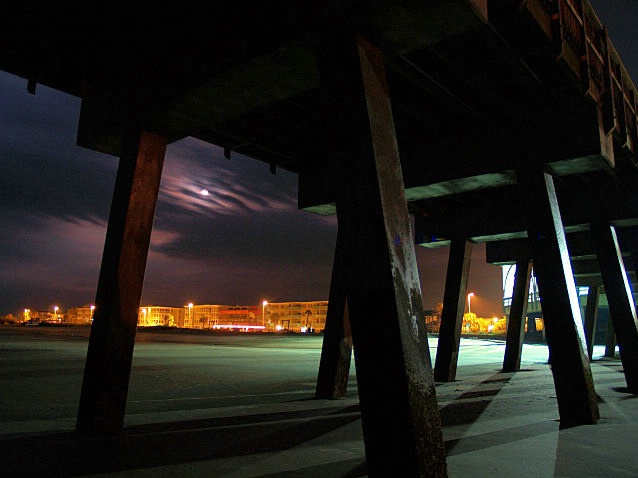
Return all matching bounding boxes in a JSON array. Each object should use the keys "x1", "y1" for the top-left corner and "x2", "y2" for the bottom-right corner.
[
  {"x1": 467, "y1": 293, "x2": 474, "y2": 315},
  {"x1": 262, "y1": 300, "x2": 268, "y2": 327},
  {"x1": 187, "y1": 303, "x2": 193, "y2": 327}
]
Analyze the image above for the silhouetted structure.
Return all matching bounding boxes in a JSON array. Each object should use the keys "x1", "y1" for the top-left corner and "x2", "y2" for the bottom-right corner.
[{"x1": 2, "y1": 1, "x2": 637, "y2": 476}]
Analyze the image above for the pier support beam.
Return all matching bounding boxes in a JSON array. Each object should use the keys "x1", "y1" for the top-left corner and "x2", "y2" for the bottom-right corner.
[
  {"x1": 583, "y1": 285, "x2": 600, "y2": 360},
  {"x1": 316, "y1": 227, "x2": 353, "y2": 399},
  {"x1": 517, "y1": 168, "x2": 599, "y2": 427},
  {"x1": 502, "y1": 260, "x2": 532, "y2": 372},
  {"x1": 76, "y1": 128, "x2": 166, "y2": 435},
  {"x1": 434, "y1": 239, "x2": 473, "y2": 382},
  {"x1": 591, "y1": 223, "x2": 638, "y2": 392},
  {"x1": 605, "y1": 317, "x2": 617, "y2": 357},
  {"x1": 318, "y1": 33, "x2": 447, "y2": 476}
]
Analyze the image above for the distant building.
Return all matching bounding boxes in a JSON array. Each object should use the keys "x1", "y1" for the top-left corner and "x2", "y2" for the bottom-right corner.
[
  {"x1": 183, "y1": 304, "x2": 260, "y2": 330},
  {"x1": 25, "y1": 308, "x2": 63, "y2": 324},
  {"x1": 424, "y1": 309, "x2": 441, "y2": 333},
  {"x1": 217, "y1": 305, "x2": 260, "y2": 330},
  {"x1": 30, "y1": 300, "x2": 333, "y2": 333},
  {"x1": 65, "y1": 305, "x2": 95, "y2": 325},
  {"x1": 264, "y1": 301, "x2": 328, "y2": 333},
  {"x1": 138, "y1": 305, "x2": 183, "y2": 327},
  {"x1": 158, "y1": 301, "x2": 331, "y2": 333}
]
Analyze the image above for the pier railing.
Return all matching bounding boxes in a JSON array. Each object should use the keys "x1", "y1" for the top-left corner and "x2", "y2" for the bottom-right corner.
[{"x1": 526, "y1": 0, "x2": 637, "y2": 156}]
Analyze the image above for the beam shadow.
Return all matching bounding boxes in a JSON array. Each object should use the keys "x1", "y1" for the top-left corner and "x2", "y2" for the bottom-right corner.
[
  {"x1": 0, "y1": 404, "x2": 362, "y2": 478},
  {"x1": 4, "y1": 367, "x2": 623, "y2": 477}
]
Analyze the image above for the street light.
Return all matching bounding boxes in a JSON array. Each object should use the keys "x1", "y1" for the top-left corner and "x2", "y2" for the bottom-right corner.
[
  {"x1": 90, "y1": 305, "x2": 95, "y2": 322},
  {"x1": 467, "y1": 292, "x2": 474, "y2": 315},
  {"x1": 262, "y1": 300, "x2": 268, "y2": 327},
  {"x1": 53, "y1": 306, "x2": 59, "y2": 322},
  {"x1": 188, "y1": 303, "x2": 193, "y2": 328}
]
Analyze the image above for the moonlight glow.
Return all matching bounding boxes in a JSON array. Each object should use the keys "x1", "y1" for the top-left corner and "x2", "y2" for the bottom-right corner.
[{"x1": 200, "y1": 189, "x2": 209, "y2": 196}]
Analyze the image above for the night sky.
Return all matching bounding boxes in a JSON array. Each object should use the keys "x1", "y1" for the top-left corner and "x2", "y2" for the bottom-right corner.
[{"x1": 0, "y1": 1, "x2": 635, "y2": 318}]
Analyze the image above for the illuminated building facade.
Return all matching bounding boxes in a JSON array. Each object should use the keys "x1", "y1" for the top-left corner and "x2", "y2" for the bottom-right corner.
[
  {"x1": 179, "y1": 301, "x2": 329, "y2": 332},
  {"x1": 183, "y1": 304, "x2": 221, "y2": 329},
  {"x1": 19, "y1": 300, "x2": 329, "y2": 332},
  {"x1": 65, "y1": 305, "x2": 95, "y2": 325},
  {"x1": 183, "y1": 304, "x2": 259, "y2": 330},
  {"x1": 21, "y1": 309, "x2": 61, "y2": 324},
  {"x1": 264, "y1": 301, "x2": 328, "y2": 333},
  {"x1": 217, "y1": 305, "x2": 259, "y2": 330},
  {"x1": 138, "y1": 305, "x2": 183, "y2": 327}
]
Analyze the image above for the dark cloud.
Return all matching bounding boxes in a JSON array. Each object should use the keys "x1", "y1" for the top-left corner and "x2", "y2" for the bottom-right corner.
[
  {"x1": 0, "y1": 73, "x2": 117, "y2": 223},
  {"x1": 139, "y1": 137, "x2": 340, "y2": 306}
]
